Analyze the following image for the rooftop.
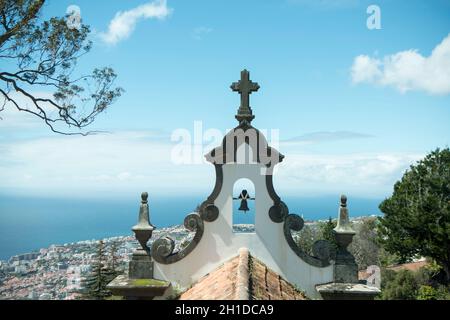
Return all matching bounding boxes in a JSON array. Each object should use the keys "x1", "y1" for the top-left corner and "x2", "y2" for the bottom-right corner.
[
  {"x1": 387, "y1": 260, "x2": 428, "y2": 272},
  {"x1": 179, "y1": 248, "x2": 307, "y2": 300}
]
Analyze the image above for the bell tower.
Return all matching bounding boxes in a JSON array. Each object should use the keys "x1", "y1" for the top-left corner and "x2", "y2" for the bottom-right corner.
[
  {"x1": 150, "y1": 70, "x2": 334, "y2": 298},
  {"x1": 201, "y1": 69, "x2": 286, "y2": 235}
]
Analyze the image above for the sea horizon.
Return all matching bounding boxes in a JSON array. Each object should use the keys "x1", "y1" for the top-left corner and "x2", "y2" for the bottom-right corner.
[{"x1": 0, "y1": 194, "x2": 382, "y2": 260}]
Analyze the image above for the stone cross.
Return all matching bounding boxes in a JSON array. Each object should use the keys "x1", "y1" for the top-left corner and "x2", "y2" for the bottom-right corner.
[{"x1": 231, "y1": 69, "x2": 260, "y2": 123}]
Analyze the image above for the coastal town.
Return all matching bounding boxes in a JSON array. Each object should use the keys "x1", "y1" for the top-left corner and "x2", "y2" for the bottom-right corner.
[
  {"x1": 0, "y1": 217, "x2": 377, "y2": 300},
  {"x1": 0, "y1": 225, "x2": 194, "y2": 300},
  {"x1": 1, "y1": 222, "x2": 286, "y2": 300}
]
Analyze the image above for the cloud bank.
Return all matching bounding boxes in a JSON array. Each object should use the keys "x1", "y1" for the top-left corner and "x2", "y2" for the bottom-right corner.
[
  {"x1": 0, "y1": 130, "x2": 422, "y2": 199},
  {"x1": 100, "y1": 0, "x2": 172, "y2": 45},
  {"x1": 275, "y1": 153, "x2": 422, "y2": 197},
  {"x1": 351, "y1": 34, "x2": 450, "y2": 95},
  {"x1": 0, "y1": 131, "x2": 213, "y2": 198}
]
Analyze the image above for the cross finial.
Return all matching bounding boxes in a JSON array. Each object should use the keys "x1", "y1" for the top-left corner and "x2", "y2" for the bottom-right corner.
[{"x1": 231, "y1": 69, "x2": 260, "y2": 124}]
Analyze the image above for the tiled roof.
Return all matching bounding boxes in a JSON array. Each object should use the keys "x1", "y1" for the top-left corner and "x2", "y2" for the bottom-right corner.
[
  {"x1": 358, "y1": 260, "x2": 429, "y2": 281},
  {"x1": 179, "y1": 248, "x2": 307, "y2": 300},
  {"x1": 387, "y1": 260, "x2": 428, "y2": 272}
]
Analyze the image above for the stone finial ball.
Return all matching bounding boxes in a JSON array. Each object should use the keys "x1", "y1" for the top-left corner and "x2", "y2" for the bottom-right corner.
[
  {"x1": 340, "y1": 194, "x2": 347, "y2": 206},
  {"x1": 141, "y1": 192, "x2": 148, "y2": 202}
]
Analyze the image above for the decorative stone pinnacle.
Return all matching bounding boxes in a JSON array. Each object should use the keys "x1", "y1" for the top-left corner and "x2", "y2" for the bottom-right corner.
[
  {"x1": 332, "y1": 194, "x2": 358, "y2": 284},
  {"x1": 231, "y1": 69, "x2": 259, "y2": 124},
  {"x1": 334, "y1": 194, "x2": 355, "y2": 235},
  {"x1": 132, "y1": 192, "x2": 154, "y2": 253},
  {"x1": 340, "y1": 194, "x2": 347, "y2": 207}
]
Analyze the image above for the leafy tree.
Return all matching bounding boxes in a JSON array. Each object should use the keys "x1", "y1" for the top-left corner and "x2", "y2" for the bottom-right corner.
[
  {"x1": 378, "y1": 247, "x2": 401, "y2": 268},
  {"x1": 380, "y1": 265, "x2": 450, "y2": 300},
  {"x1": 416, "y1": 285, "x2": 450, "y2": 300},
  {"x1": 295, "y1": 225, "x2": 317, "y2": 256},
  {"x1": 108, "y1": 241, "x2": 122, "y2": 275},
  {"x1": 0, "y1": 0, "x2": 122, "y2": 134},
  {"x1": 380, "y1": 269, "x2": 419, "y2": 300},
  {"x1": 378, "y1": 148, "x2": 450, "y2": 282},
  {"x1": 349, "y1": 217, "x2": 380, "y2": 270},
  {"x1": 318, "y1": 217, "x2": 337, "y2": 248},
  {"x1": 82, "y1": 241, "x2": 117, "y2": 300}
]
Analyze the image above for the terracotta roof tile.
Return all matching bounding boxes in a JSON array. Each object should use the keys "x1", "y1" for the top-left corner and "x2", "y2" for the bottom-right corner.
[
  {"x1": 179, "y1": 248, "x2": 307, "y2": 300},
  {"x1": 388, "y1": 260, "x2": 428, "y2": 272}
]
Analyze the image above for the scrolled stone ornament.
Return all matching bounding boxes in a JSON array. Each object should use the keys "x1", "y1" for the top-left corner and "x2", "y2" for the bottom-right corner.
[
  {"x1": 152, "y1": 213, "x2": 205, "y2": 264},
  {"x1": 199, "y1": 203, "x2": 219, "y2": 222},
  {"x1": 283, "y1": 213, "x2": 331, "y2": 268},
  {"x1": 269, "y1": 201, "x2": 289, "y2": 223},
  {"x1": 184, "y1": 213, "x2": 204, "y2": 231},
  {"x1": 151, "y1": 236, "x2": 175, "y2": 263},
  {"x1": 285, "y1": 213, "x2": 305, "y2": 231}
]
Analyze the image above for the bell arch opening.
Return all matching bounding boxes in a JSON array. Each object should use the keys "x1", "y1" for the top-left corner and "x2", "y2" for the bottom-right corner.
[{"x1": 232, "y1": 178, "x2": 255, "y2": 233}]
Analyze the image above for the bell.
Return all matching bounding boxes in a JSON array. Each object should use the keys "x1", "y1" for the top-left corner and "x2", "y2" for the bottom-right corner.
[
  {"x1": 238, "y1": 189, "x2": 250, "y2": 212},
  {"x1": 238, "y1": 199, "x2": 250, "y2": 212}
]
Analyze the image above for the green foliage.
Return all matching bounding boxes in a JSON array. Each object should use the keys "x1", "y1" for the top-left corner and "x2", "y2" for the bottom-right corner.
[
  {"x1": 417, "y1": 285, "x2": 450, "y2": 300},
  {"x1": 132, "y1": 279, "x2": 168, "y2": 286},
  {"x1": 109, "y1": 241, "x2": 121, "y2": 274},
  {"x1": 377, "y1": 148, "x2": 450, "y2": 283},
  {"x1": 297, "y1": 216, "x2": 383, "y2": 270},
  {"x1": 296, "y1": 219, "x2": 338, "y2": 256},
  {"x1": 379, "y1": 264, "x2": 450, "y2": 300},
  {"x1": 349, "y1": 217, "x2": 381, "y2": 270},
  {"x1": 82, "y1": 241, "x2": 119, "y2": 300},
  {"x1": 381, "y1": 269, "x2": 419, "y2": 300},
  {"x1": 295, "y1": 225, "x2": 319, "y2": 255},
  {"x1": 378, "y1": 247, "x2": 401, "y2": 267},
  {"x1": 0, "y1": 0, "x2": 123, "y2": 134},
  {"x1": 318, "y1": 217, "x2": 338, "y2": 249}
]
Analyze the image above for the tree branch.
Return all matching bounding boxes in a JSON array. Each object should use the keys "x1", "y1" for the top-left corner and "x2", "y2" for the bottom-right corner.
[{"x1": 0, "y1": 0, "x2": 45, "y2": 47}]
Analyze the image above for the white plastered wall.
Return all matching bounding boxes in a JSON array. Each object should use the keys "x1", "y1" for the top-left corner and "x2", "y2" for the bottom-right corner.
[{"x1": 154, "y1": 161, "x2": 333, "y2": 299}]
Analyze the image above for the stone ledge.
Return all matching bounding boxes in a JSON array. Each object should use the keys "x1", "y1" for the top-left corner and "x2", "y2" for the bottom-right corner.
[
  {"x1": 316, "y1": 282, "x2": 380, "y2": 300},
  {"x1": 107, "y1": 275, "x2": 171, "y2": 300}
]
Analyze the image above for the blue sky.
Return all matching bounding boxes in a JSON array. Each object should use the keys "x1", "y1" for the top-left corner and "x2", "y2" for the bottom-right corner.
[{"x1": 0, "y1": 0, "x2": 449, "y2": 199}]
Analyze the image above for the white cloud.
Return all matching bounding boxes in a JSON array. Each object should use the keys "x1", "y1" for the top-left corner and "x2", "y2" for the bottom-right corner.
[
  {"x1": 274, "y1": 152, "x2": 423, "y2": 197},
  {"x1": 0, "y1": 131, "x2": 213, "y2": 198},
  {"x1": 0, "y1": 91, "x2": 58, "y2": 129},
  {"x1": 99, "y1": 0, "x2": 172, "y2": 45},
  {"x1": 351, "y1": 33, "x2": 450, "y2": 95},
  {"x1": 0, "y1": 129, "x2": 423, "y2": 199}
]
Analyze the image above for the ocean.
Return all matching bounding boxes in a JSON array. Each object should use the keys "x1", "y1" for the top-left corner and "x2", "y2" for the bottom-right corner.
[{"x1": 0, "y1": 194, "x2": 382, "y2": 260}]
